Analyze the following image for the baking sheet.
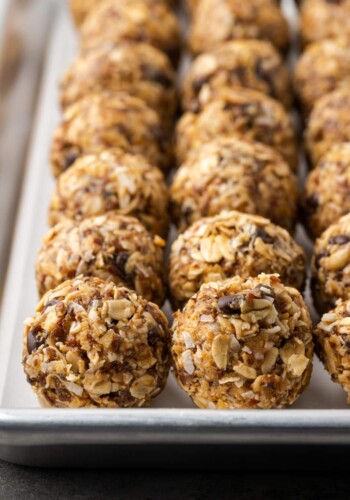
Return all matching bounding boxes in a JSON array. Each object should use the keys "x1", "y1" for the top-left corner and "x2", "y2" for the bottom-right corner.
[{"x1": 0, "y1": 0, "x2": 349, "y2": 467}]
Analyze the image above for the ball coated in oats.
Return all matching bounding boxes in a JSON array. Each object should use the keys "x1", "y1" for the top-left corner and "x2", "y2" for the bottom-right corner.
[
  {"x1": 169, "y1": 211, "x2": 306, "y2": 310},
  {"x1": 22, "y1": 276, "x2": 170, "y2": 408},
  {"x1": 60, "y1": 44, "x2": 177, "y2": 132},
  {"x1": 314, "y1": 299, "x2": 350, "y2": 404},
  {"x1": 171, "y1": 274, "x2": 313, "y2": 409},
  {"x1": 188, "y1": 0, "x2": 289, "y2": 55},
  {"x1": 70, "y1": 0, "x2": 176, "y2": 27},
  {"x1": 80, "y1": 0, "x2": 181, "y2": 65},
  {"x1": 48, "y1": 149, "x2": 169, "y2": 238},
  {"x1": 176, "y1": 87, "x2": 297, "y2": 170},
  {"x1": 50, "y1": 93, "x2": 171, "y2": 177},
  {"x1": 305, "y1": 87, "x2": 350, "y2": 167},
  {"x1": 294, "y1": 38, "x2": 350, "y2": 113},
  {"x1": 182, "y1": 40, "x2": 292, "y2": 112},
  {"x1": 36, "y1": 213, "x2": 166, "y2": 306},
  {"x1": 303, "y1": 144, "x2": 350, "y2": 239},
  {"x1": 311, "y1": 213, "x2": 350, "y2": 314},
  {"x1": 171, "y1": 137, "x2": 298, "y2": 233},
  {"x1": 300, "y1": 0, "x2": 350, "y2": 47}
]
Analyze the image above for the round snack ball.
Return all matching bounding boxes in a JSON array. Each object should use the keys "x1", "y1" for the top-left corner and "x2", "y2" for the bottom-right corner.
[
  {"x1": 314, "y1": 299, "x2": 350, "y2": 403},
  {"x1": 36, "y1": 213, "x2": 166, "y2": 306},
  {"x1": 60, "y1": 44, "x2": 177, "y2": 132},
  {"x1": 170, "y1": 137, "x2": 298, "y2": 233},
  {"x1": 169, "y1": 211, "x2": 306, "y2": 310},
  {"x1": 188, "y1": 0, "x2": 289, "y2": 55},
  {"x1": 22, "y1": 277, "x2": 170, "y2": 408},
  {"x1": 311, "y1": 213, "x2": 350, "y2": 314},
  {"x1": 176, "y1": 87, "x2": 297, "y2": 170},
  {"x1": 305, "y1": 87, "x2": 350, "y2": 166},
  {"x1": 50, "y1": 93, "x2": 171, "y2": 177},
  {"x1": 295, "y1": 38, "x2": 350, "y2": 113},
  {"x1": 182, "y1": 40, "x2": 292, "y2": 112},
  {"x1": 300, "y1": 0, "x2": 350, "y2": 47},
  {"x1": 303, "y1": 144, "x2": 350, "y2": 239},
  {"x1": 48, "y1": 149, "x2": 169, "y2": 237},
  {"x1": 80, "y1": 0, "x2": 181, "y2": 65},
  {"x1": 70, "y1": 0, "x2": 177, "y2": 27},
  {"x1": 171, "y1": 274, "x2": 313, "y2": 409}
]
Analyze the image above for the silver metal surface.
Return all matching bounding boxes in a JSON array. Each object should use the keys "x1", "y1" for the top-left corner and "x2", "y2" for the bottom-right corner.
[{"x1": 0, "y1": 0, "x2": 349, "y2": 468}]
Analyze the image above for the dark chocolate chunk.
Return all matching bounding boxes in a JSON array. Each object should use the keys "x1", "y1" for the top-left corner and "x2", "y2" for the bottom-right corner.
[
  {"x1": 115, "y1": 252, "x2": 130, "y2": 280},
  {"x1": 254, "y1": 284, "x2": 275, "y2": 300},
  {"x1": 329, "y1": 235, "x2": 350, "y2": 246},
  {"x1": 255, "y1": 227, "x2": 274, "y2": 245},
  {"x1": 218, "y1": 294, "x2": 244, "y2": 314},
  {"x1": 63, "y1": 151, "x2": 79, "y2": 170},
  {"x1": 27, "y1": 326, "x2": 44, "y2": 354}
]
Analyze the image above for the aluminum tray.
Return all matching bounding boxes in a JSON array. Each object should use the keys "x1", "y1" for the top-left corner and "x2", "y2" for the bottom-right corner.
[{"x1": 0, "y1": 0, "x2": 350, "y2": 469}]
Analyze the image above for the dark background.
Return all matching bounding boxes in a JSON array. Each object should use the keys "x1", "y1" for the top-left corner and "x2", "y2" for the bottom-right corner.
[{"x1": 0, "y1": 461, "x2": 347, "y2": 500}]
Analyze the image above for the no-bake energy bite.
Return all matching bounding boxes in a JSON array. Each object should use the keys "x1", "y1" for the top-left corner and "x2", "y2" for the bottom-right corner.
[
  {"x1": 169, "y1": 211, "x2": 306, "y2": 310},
  {"x1": 171, "y1": 274, "x2": 313, "y2": 409},
  {"x1": 182, "y1": 40, "x2": 292, "y2": 112},
  {"x1": 50, "y1": 93, "x2": 171, "y2": 177},
  {"x1": 170, "y1": 137, "x2": 298, "y2": 233},
  {"x1": 60, "y1": 44, "x2": 177, "y2": 131},
  {"x1": 305, "y1": 88, "x2": 350, "y2": 166},
  {"x1": 22, "y1": 276, "x2": 170, "y2": 408},
  {"x1": 176, "y1": 88, "x2": 297, "y2": 170},
  {"x1": 36, "y1": 213, "x2": 166, "y2": 306},
  {"x1": 80, "y1": 0, "x2": 181, "y2": 64},
  {"x1": 311, "y1": 213, "x2": 350, "y2": 314},
  {"x1": 300, "y1": 0, "x2": 350, "y2": 47},
  {"x1": 314, "y1": 299, "x2": 350, "y2": 403},
  {"x1": 48, "y1": 149, "x2": 169, "y2": 237},
  {"x1": 188, "y1": 0, "x2": 289, "y2": 55},
  {"x1": 303, "y1": 144, "x2": 350, "y2": 239},
  {"x1": 294, "y1": 38, "x2": 350, "y2": 113}
]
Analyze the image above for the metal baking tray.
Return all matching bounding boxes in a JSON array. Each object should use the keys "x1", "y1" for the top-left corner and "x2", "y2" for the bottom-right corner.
[{"x1": 0, "y1": 0, "x2": 350, "y2": 469}]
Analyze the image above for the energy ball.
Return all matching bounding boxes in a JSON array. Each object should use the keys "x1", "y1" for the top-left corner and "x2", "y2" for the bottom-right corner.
[
  {"x1": 311, "y1": 213, "x2": 350, "y2": 314},
  {"x1": 300, "y1": 0, "x2": 350, "y2": 47},
  {"x1": 303, "y1": 143, "x2": 350, "y2": 239},
  {"x1": 188, "y1": 0, "x2": 289, "y2": 55},
  {"x1": 171, "y1": 274, "x2": 313, "y2": 409},
  {"x1": 60, "y1": 44, "x2": 177, "y2": 132},
  {"x1": 36, "y1": 213, "x2": 166, "y2": 306},
  {"x1": 48, "y1": 149, "x2": 169, "y2": 237},
  {"x1": 70, "y1": 0, "x2": 176, "y2": 27},
  {"x1": 169, "y1": 211, "x2": 306, "y2": 310},
  {"x1": 314, "y1": 299, "x2": 350, "y2": 403},
  {"x1": 50, "y1": 93, "x2": 171, "y2": 177},
  {"x1": 182, "y1": 40, "x2": 292, "y2": 112},
  {"x1": 305, "y1": 87, "x2": 350, "y2": 166},
  {"x1": 170, "y1": 137, "x2": 298, "y2": 233},
  {"x1": 80, "y1": 0, "x2": 181, "y2": 65},
  {"x1": 22, "y1": 276, "x2": 170, "y2": 408},
  {"x1": 176, "y1": 87, "x2": 297, "y2": 170},
  {"x1": 295, "y1": 38, "x2": 350, "y2": 113}
]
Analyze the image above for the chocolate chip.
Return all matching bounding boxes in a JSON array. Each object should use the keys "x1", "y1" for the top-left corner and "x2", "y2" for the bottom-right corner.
[
  {"x1": 44, "y1": 299, "x2": 58, "y2": 310},
  {"x1": 218, "y1": 294, "x2": 244, "y2": 314},
  {"x1": 142, "y1": 64, "x2": 173, "y2": 88},
  {"x1": 63, "y1": 151, "x2": 79, "y2": 170},
  {"x1": 27, "y1": 327, "x2": 44, "y2": 354},
  {"x1": 192, "y1": 74, "x2": 209, "y2": 92},
  {"x1": 306, "y1": 193, "x2": 319, "y2": 209},
  {"x1": 329, "y1": 235, "x2": 350, "y2": 245},
  {"x1": 147, "y1": 328, "x2": 159, "y2": 347},
  {"x1": 255, "y1": 227, "x2": 274, "y2": 245},
  {"x1": 115, "y1": 252, "x2": 130, "y2": 280}
]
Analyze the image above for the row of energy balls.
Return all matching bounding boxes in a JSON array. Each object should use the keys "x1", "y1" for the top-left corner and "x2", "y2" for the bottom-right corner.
[{"x1": 19, "y1": 0, "x2": 343, "y2": 410}]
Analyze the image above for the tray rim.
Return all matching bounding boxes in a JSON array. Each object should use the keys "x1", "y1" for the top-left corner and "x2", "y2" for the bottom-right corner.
[{"x1": 0, "y1": 408, "x2": 350, "y2": 447}]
